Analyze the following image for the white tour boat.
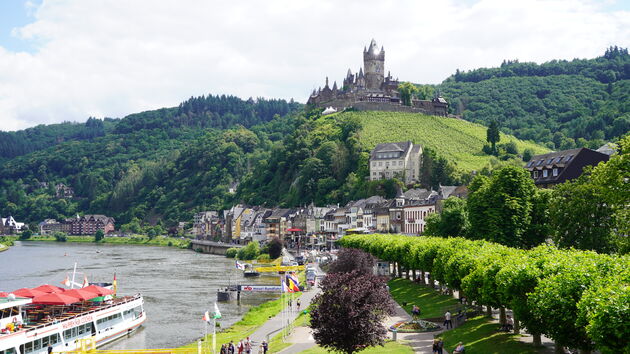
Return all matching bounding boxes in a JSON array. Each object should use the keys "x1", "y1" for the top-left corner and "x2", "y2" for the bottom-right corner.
[{"x1": 0, "y1": 274, "x2": 145, "y2": 354}]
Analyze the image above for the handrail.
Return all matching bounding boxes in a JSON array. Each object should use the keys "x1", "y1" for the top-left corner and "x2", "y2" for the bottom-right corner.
[{"x1": 23, "y1": 294, "x2": 143, "y2": 333}]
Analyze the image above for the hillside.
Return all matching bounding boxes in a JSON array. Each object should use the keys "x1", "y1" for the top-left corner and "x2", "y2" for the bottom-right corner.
[
  {"x1": 352, "y1": 111, "x2": 548, "y2": 172},
  {"x1": 434, "y1": 46, "x2": 630, "y2": 148}
]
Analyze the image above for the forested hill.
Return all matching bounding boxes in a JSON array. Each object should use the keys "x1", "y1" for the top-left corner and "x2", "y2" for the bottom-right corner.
[
  {"x1": 0, "y1": 94, "x2": 300, "y2": 161},
  {"x1": 0, "y1": 95, "x2": 301, "y2": 227},
  {"x1": 435, "y1": 46, "x2": 630, "y2": 149}
]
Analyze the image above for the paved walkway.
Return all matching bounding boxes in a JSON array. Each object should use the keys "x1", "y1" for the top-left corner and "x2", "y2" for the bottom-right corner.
[
  {"x1": 245, "y1": 251, "x2": 322, "y2": 354},
  {"x1": 383, "y1": 303, "x2": 451, "y2": 354}
]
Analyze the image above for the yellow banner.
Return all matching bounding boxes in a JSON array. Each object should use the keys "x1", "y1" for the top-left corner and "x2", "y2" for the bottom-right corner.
[{"x1": 253, "y1": 265, "x2": 305, "y2": 272}]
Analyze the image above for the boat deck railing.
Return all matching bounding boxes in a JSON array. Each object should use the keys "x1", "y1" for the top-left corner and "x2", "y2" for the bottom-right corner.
[{"x1": 20, "y1": 294, "x2": 142, "y2": 334}]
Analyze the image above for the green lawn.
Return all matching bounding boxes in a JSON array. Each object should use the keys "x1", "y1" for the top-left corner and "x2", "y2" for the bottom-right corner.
[
  {"x1": 437, "y1": 316, "x2": 549, "y2": 354},
  {"x1": 181, "y1": 295, "x2": 287, "y2": 349},
  {"x1": 299, "y1": 340, "x2": 414, "y2": 354},
  {"x1": 388, "y1": 278, "x2": 461, "y2": 319}
]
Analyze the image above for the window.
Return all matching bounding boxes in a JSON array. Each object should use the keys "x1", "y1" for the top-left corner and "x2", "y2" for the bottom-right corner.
[
  {"x1": 533, "y1": 171, "x2": 538, "y2": 178},
  {"x1": 547, "y1": 158, "x2": 553, "y2": 164},
  {"x1": 526, "y1": 161, "x2": 533, "y2": 167},
  {"x1": 398, "y1": 161, "x2": 403, "y2": 166},
  {"x1": 372, "y1": 172, "x2": 376, "y2": 176},
  {"x1": 565, "y1": 155, "x2": 573, "y2": 162},
  {"x1": 543, "y1": 170, "x2": 548, "y2": 178},
  {"x1": 555, "y1": 156, "x2": 563, "y2": 163},
  {"x1": 378, "y1": 162, "x2": 382, "y2": 167},
  {"x1": 553, "y1": 168, "x2": 558, "y2": 176},
  {"x1": 372, "y1": 162, "x2": 376, "y2": 167},
  {"x1": 536, "y1": 160, "x2": 543, "y2": 166}
]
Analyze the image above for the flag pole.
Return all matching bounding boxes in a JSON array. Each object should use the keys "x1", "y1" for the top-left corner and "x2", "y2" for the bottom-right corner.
[{"x1": 212, "y1": 316, "x2": 216, "y2": 354}]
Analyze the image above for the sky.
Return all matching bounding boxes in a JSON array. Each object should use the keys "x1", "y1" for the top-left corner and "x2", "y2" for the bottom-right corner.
[{"x1": 0, "y1": 0, "x2": 629, "y2": 131}]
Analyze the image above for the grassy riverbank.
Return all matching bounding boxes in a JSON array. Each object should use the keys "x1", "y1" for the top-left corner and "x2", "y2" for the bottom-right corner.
[
  {"x1": 1, "y1": 235, "x2": 191, "y2": 248},
  {"x1": 181, "y1": 295, "x2": 288, "y2": 350}
]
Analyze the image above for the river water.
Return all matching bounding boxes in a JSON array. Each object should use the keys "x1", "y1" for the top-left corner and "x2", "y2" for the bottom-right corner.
[{"x1": 0, "y1": 241, "x2": 280, "y2": 349}]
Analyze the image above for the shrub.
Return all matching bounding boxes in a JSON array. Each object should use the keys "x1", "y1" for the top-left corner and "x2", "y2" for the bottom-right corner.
[
  {"x1": 53, "y1": 232, "x2": 67, "y2": 242},
  {"x1": 267, "y1": 237, "x2": 283, "y2": 259},
  {"x1": 237, "y1": 241, "x2": 260, "y2": 260},
  {"x1": 225, "y1": 248, "x2": 238, "y2": 258},
  {"x1": 257, "y1": 253, "x2": 270, "y2": 261},
  {"x1": 19, "y1": 230, "x2": 33, "y2": 240},
  {"x1": 94, "y1": 230, "x2": 105, "y2": 242}
]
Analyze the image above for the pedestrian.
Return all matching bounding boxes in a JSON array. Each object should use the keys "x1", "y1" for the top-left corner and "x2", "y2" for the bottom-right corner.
[
  {"x1": 437, "y1": 338, "x2": 444, "y2": 354},
  {"x1": 47, "y1": 345, "x2": 53, "y2": 354},
  {"x1": 220, "y1": 343, "x2": 227, "y2": 354},
  {"x1": 261, "y1": 340, "x2": 268, "y2": 354},
  {"x1": 432, "y1": 338, "x2": 440, "y2": 353},
  {"x1": 453, "y1": 342, "x2": 465, "y2": 354},
  {"x1": 412, "y1": 304, "x2": 420, "y2": 319},
  {"x1": 228, "y1": 341, "x2": 235, "y2": 354},
  {"x1": 444, "y1": 310, "x2": 452, "y2": 329},
  {"x1": 245, "y1": 336, "x2": 252, "y2": 354},
  {"x1": 237, "y1": 339, "x2": 244, "y2": 354},
  {"x1": 296, "y1": 299, "x2": 301, "y2": 311}
]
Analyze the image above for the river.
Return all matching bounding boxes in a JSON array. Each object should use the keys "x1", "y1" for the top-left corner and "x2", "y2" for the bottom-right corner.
[{"x1": 0, "y1": 241, "x2": 280, "y2": 349}]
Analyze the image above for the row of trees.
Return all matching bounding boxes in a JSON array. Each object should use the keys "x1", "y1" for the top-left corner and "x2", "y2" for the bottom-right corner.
[
  {"x1": 338, "y1": 235, "x2": 629, "y2": 354},
  {"x1": 426, "y1": 135, "x2": 628, "y2": 254}
]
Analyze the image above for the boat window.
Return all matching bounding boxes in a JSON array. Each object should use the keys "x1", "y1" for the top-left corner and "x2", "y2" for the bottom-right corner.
[{"x1": 1, "y1": 348, "x2": 17, "y2": 354}]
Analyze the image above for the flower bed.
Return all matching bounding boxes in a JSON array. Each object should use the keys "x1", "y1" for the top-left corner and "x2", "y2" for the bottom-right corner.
[{"x1": 389, "y1": 320, "x2": 441, "y2": 333}]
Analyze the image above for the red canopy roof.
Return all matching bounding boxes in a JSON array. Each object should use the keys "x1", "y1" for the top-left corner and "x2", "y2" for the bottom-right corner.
[
  {"x1": 0, "y1": 292, "x2": 9, "y2": 297},
  {"x1": 287, "y1": 228, "x2": 303, "y2": 232},
  {"x1": 81, "y1": 285, "x2": 115, "y2": 296},
  {"x1": 12, "y1": 288, "x2": 47, "y2": 298},
  {"x1": 62, "y1": 288, "x2": 97, "y2": 301},
  {"x1": 31, "y1": 292, "x2": 80, "y2": 305},
  {"x1": 32, "y1": 284, "x2": 65, "y2": 293}
]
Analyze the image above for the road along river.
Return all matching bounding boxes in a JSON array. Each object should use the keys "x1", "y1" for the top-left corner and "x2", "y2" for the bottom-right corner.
[{"x1": 0, "y1": 241, "x2": 279, "y2": 349}]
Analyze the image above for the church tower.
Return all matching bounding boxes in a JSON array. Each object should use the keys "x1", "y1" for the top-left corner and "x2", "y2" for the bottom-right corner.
[{"x1": 363, "y1": 39, "x2": 385, "y2": 91}]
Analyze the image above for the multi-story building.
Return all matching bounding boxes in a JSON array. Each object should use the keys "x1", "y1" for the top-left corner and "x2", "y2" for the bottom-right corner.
[
  {"x1": 525, "y1": 148, "x2": 609, "y2": 188},
  {"x1": 1, "y1": 216, "x2": 25, "y2": 235},
  {"x1": 369, "y1": 141, "x2": 422, "y2": 184},
  {"x1": 403, "y1": 202, "x2": 436, "y2": 235},
  {"x1": 67, "y1": 215, "x2": 115, "y2": 235}
]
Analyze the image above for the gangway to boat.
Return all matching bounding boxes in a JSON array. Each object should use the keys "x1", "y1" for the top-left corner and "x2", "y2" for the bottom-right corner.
[{"x1": 59, "y1": 338, "x2": 212, "y2": 354}]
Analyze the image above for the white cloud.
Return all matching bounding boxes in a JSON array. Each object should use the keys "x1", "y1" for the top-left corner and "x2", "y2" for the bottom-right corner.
[{"x1": 0, "y1": 0, "x2": 628, "y2": 131}]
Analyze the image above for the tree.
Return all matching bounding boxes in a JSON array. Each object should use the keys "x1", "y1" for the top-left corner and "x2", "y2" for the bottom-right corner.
[
  {"x1": 522, "y1": 148, "x2": 533, "y2": 162},
  {"x1": 94, "y1": 229, "x2": 104, "y2": 242},
  {"x1": 328, "y1": 248, "x2": 375, "y2": 275},
  {"x1": 53, "y1": 231, "x2": 67, "y2": 242},
  {"x1": 398, "y1": 82, "x2": 419, "y2": 106},
  {"x1": 486, "y1": 120, "x2": 501, "y2": 155},
  {"x1": 267, "y1": 237, "x2": 283, "y2": 259},
  {"x1": 424, "y1": 197, "x2": 469, "y2": 237},
  {"x1": 467, "y1": 166, "x2": 536, "y2": 248},
  {"x1": 310, "y1": 270, "x2": 395, "y2": 354},
  {"x1": 237, "y1": 241, "x2": 260, "y2": 260}
]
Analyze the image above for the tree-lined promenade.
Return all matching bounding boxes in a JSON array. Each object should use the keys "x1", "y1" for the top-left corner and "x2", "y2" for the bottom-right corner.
[{"x1": 338, "y1": 234, "x2": 629, "y2": 354}]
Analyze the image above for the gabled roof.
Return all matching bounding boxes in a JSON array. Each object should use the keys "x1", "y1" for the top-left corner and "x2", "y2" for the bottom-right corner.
[{"x1": 525, "y1": 147, "x2": 609, "y2": 185}]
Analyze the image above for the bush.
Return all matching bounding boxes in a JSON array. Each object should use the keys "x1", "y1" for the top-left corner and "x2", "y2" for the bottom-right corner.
[
  {"x1": 257, "y1": 253, "x2": 270, "y2": 261},
  {"x1": 237, "y1": 241, "x2": 260, "y2": 260},
  {"x1": 94, "y1": 230, "x2": 105, "y2": 242},
  {"x1": 225, "y1": 248, "x2": 238, "y2": 258},
  {"x1": 19, "y1": 230, "x2": 33, "y2": 240},
  {"x1": 53, "y1": 232, "x2": 67, "y2": 242}
]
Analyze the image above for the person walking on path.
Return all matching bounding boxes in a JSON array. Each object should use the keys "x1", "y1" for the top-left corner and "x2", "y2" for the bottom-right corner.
[
  {"x1": 432, "y1": 339, "x2": 440, "y2": 353},
  {"x1": 245, "y1": 337, "x2": 252, "y2": 354},
  {"x1": 437, "y1": 338, "x2": 444, "y2": 354},
  {"x1": 444, "y1": 310, "x2": 452, "y2": 329},
  {"x1": 296, "y1": 299, "x2": 301, "y2": 312},
  {"x1": 228, "y1": 341, "x2": 235, "y2": 354},
  {"x1": 237, "y1": 339, "x2": 244, "y2": 354},
  {"x1": 260, "y1": 340, "x2": 268, "y2": 354}
]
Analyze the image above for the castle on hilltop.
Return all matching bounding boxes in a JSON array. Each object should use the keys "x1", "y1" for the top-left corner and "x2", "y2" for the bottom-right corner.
[{"x1": 307, "y1": 39, "x2": 448, "y2": 116}]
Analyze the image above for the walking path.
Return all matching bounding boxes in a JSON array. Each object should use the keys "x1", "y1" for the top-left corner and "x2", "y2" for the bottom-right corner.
[{"x1": 383, "y1": 303, "x2": 450, "y2": 354}]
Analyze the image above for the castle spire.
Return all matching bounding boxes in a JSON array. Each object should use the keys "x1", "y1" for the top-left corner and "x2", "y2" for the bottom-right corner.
[
  {"x1": 368, "y1": 39, "x2": 377, "y2": 53},
  {"x1": 325, "y1": 76, "x2": 329, "y2": 88},
  {"x1": 359, "y1": 67, "x2": 364, "y2": 78},
  {"x1": 380, "y1": 45, "x2": 384, "y2": 53},
  {"x1": 347, "y1": 68, "x2": 353, "y2": 77},
  {"x1": 332, "y1": 81, "x2": 338, "y2": 91}
]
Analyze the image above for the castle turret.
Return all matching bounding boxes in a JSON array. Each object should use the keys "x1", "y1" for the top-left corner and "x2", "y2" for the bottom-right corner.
[
  {"x1": 363, "y1": 39, "x2": 385, "y2": 91},
  {"x1": 332, "y1": 81, "x2": 338, "y2": 91}
]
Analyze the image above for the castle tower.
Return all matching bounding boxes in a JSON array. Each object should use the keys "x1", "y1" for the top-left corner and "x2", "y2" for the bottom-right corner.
[{"x1": 363, "y1": 39, "x2": 385, "y2": 91}]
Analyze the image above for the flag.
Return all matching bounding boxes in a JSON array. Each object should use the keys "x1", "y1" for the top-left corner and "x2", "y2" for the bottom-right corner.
[
  {"x1": 213, "y1": 302, "x2": 222, "y2": 319},
  {"x1": 82, "y1": 276, "x2": 89, "y2": 288},
  {"x1": 281, "y1": 277, "x2": 292, "y2": 293},
  {"x1": 286, "y1": 274, "x2": 300, "y2": 293},
  {"x1": 202, "y1": 311, "x2": 210, "y2": 323},
  {"x1": 235, "y1": 261, "x2": 245, "y2": 270},
  {"x1": 113, "y1": 273, "x2": 118, "y2": 295},
  {"x1": 61, "y1": 275, "x2": 70, "y2": 287}
]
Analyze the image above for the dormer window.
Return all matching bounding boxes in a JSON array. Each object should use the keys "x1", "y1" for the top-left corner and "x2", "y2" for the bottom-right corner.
[
  {"x1": 552, "y1": 168, "x2": 558, "y2": 176},
  {"x1": 565, "y1": 155, "x2": 573, "y2": 162},
  {"x1": 555, "y1": 156, "x2": 563, "y2": 163},
  {"x1": 537, "y1": 160, "x2": 543, "y2": 166},
  {"x1": 547, "y1": 158, "x2": 553, "y2": 164},
  {"x1": 543, "y1": 170, "x2": 548, "y2": 178}
]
